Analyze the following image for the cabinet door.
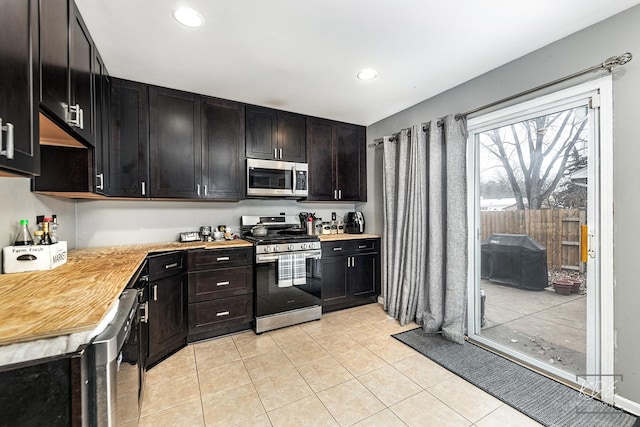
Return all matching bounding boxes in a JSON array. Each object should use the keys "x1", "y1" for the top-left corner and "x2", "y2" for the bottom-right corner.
[
  {"x1": 149, "y1": 86, "x2": 201, "y2": 198},
  {"x1": 306, "y1": 117, "x2": 335, "y2": 201},
  {"x1": 39, "y1": 0, "x2": 69, "y2": 122},
  {"x1": 68, "y1": 2, "x2": 94, "y2": 145},
  {"x1": 202, "y1": 97, "x2": 245, "y2": 200},
  {"x1": 349, "y1": 253, "x2": 379, "y2": 299},
  {"x1": 109, "y1": 78, "x2": 149, "y2": 197},
  {"x1": 245, "y1": 105, "x2": 277, "y2": 159},
  {"x1": 278, "y1": 111, "x2": 305, "y2": 162},
  {"x1": 93, "y1": 52, "x2": 109, "y2": 194},
  {"x1": 0, "y1": 0, "x2": 40, "y2": 175},
  {"x1": 148, "y1": 274, "x2": 187, "y2": 366},
  {"x1": 335, "y1": 123, "x2": 366, "y2": 201},
  {"x1": 321, "y1": 256, "x2": 349, "y2": 308}
]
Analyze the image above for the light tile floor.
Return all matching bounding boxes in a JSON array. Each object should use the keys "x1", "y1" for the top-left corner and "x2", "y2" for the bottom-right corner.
[{"x1": 131, "y1": 303, "x2": 543, "y2": 427}]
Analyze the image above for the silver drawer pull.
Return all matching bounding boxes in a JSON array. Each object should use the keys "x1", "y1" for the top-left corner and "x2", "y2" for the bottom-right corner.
[
  {"x1": 216, "y1": 256, "x2": 230, "y2": 261},
  {"x1": 165, "y1": 262, "x2": 179, "y2": 269},
  {"x1": 216, "y1": 311, "x2": 230, "y2": 317},
  {"x1": 358, "y1": 245, "x2": 367, "y2": 249},
  {"x1": 216, "y1": 281, "x2": 230, "y2": 287},
  {"x1": 333, "y1": 247, "x2": 343, "y2": 251}
]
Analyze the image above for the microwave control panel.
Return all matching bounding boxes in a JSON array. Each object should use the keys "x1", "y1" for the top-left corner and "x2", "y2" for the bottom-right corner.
[{"x1": 296, "y1": 170, "x2": 307, "y2": 190}]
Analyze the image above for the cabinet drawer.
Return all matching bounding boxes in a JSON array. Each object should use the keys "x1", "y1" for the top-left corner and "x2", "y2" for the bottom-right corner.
[
  {"x1": 188, "y1": 266, "x2": 253, "y2": 302},
  {"x1": 188, "y1": 247, "x2": 253, "y2": 270},
  {"x1": 321, "y1": 238, "x2": 379, "y2": 257},
  {"x1": 147, "y1": 251, "x2": 185, "y2": 281},
  {"x1": 188, "y1": 295, "x2": 253, "y2": 334}
]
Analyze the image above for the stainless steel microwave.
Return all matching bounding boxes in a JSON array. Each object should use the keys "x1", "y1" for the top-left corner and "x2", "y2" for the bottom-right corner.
[{"x1": 246, "y1": 158, "x2": 308, "y2": 198}]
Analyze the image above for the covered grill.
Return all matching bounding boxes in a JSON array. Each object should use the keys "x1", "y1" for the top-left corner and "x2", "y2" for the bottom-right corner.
[{"x1": 481, "y1": 234, "x2": 548, "y2": 291}]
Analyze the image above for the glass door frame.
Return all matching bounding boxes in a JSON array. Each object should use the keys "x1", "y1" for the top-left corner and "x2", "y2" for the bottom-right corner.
[{"x1": 466, "y1": 76, "x2": 614, "y2": 401}]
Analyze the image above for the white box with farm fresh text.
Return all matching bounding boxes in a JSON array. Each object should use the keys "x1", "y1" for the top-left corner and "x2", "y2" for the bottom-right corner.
[{"x1": 3, "y1": 242, "x2": 67, "y2": 273}]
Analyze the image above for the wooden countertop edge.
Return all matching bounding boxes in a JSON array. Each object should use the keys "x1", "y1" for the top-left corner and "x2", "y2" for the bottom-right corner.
[{"x1": 0, "y1": 239, "x2": 253, "y2": 347}]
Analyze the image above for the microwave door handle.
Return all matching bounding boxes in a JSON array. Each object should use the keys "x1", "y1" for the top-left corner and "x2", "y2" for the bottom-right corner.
[{"x1": 292, "y1": 165, "x2": 296, "y2": 194}]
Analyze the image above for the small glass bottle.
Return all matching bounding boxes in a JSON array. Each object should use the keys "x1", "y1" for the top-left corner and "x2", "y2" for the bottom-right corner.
[
  {"x1": 14, "y1": 219, "x2": 33, "y2": 246},
  {"x1": 49, "y1": 215, "x2": 59, "y2": 244},
  {"x1": 40, "y1": 220, "x2": 53, "y2": 245},
  {"x1": 33, "y1": 230, "x2": 44, "y2": 246}
]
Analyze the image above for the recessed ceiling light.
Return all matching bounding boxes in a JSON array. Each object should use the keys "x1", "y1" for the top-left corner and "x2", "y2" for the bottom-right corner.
[
  {"x1": 357, "y1": 69, "x2": 378, "y2": 81},
  {"x1": 173, "y1": 7, "x2": 204, "y2": 28}
]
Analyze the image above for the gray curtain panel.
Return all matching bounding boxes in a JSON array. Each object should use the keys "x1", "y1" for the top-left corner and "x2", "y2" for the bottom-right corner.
[
  {"x1": 383, "y1": 115, "x2": 468, "y2": 344},
  {"x1": 383, "y1": 126, "x2": 428, "y2": 325}
]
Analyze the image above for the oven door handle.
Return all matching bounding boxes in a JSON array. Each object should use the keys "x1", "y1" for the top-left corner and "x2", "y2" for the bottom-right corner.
[{"x1": 256, "y1": 251, "x2": 321, "y2": 264}]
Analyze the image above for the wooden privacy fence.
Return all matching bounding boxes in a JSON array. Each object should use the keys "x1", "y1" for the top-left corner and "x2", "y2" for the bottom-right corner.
[{"x1": 480, "y1": 209, "x2": 586, "y2": 271}]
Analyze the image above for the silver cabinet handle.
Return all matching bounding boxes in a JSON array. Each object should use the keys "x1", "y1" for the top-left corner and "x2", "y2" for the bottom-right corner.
[
  {"x1": 204, "y1": 184, "x2": 208, "y2": 196},
  {"x1": 333, "y1": 247, "x2": 343, "y2": 251},
  {"x1": 347, "y1": 257, "x2": 351, "y2": 267},
  {"x1": 68, "y1": 104, "x2": 83, "y2": 128},
  {"x1": 216, "y1": 311, "x2": 230, "y2": 317},
  {"x1": 358, "y1": 245, "x2": 367, "y2": 249},
  {"x1": 96, "y1": 173, "x2": 104, "y2": 190},
  {"x1": 153, "y1": 284, "x2": 158, "y2": 301},
  {"x1": 197, "y1": 184, "x2": 201, "y2": 196},
  {"x1": 351, "y1": 256, "x2": 355, "y2": 267},
  {"x1": 279, "y1": 148, "x2": 282, "y2": 159},
  {"x1": 338, "y1": 190, "x2": 342, "y2": 200},
  {"x1": 140, "y1": 302, "x2": 148, "y2": 323},
  {"x1": 274, "y1": 148, "x2": 278, "y2": 159},
  {"x1": 141, "y1": 181, "x2": 146, "y2": 196},
  {"x1": 334, "y1": 189, "x2": 338, "y2": 200},
  {"x1": 216, "y1": 281, "x2": 230, "y2": 287},
  {"x1": 0, "y1": 119, "x2": 14, "y2": 159},
  {"x1": 216, "y1": 256, "x2": 230, "y2": 261},
  {"x1": 164, "y1": 262, "x2": 179, "y2": 269}
]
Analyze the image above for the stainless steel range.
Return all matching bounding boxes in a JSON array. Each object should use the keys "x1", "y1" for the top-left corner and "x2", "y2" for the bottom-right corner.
[{"x1": 241, "y1": 215, "x2": 322, "y2": 333}]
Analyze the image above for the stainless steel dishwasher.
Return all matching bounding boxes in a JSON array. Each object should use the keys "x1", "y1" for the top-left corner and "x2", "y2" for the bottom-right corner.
[{"x1": 92, "y1": 289, "x2": 142, "y2": 426}]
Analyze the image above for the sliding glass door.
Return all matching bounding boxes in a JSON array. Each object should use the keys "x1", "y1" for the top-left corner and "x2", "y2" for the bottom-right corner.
[{"x1": 467, "y1": 77, "x2": 614, "y2": 398}]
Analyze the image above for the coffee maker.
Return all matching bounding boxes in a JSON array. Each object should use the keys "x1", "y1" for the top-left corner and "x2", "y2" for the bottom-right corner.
[{"x1": 345, "y1": 212, "x2": 365, "y2": 234}]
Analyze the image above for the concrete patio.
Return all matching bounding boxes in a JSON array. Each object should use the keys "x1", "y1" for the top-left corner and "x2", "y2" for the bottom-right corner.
[{"x1": 480, "y1": 280, "x2": 586, "y2": 375}]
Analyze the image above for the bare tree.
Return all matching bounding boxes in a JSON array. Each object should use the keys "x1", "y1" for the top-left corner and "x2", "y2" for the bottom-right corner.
[{"x1": 480, "y1": 108, "x2": 588, "y2": 210}]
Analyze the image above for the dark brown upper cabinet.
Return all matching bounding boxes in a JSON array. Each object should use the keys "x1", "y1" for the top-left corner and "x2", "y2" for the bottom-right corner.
[
  {"x1": 0, "y1": 0, "x2": 40, "y2": 176},
  {"x1": 93, "y1": 51, "x2": 109, "y2": 195},
  {"x1": 246, "y1": 105, "x2": 305, "y2": 162},
  {"x1": 40, "y1": 0, "x2": 95, "y2": 146},
  {"x1": 107, "y1": 78, "x2": 149, "y2": 197},
  {"x1": 306, "y1": 117, "x2": 366, "y2": 202},
  {"x1": 201, "y1": 97, "x2": 245, "y2": 200},
  {"x1": 149, "y1": 86, "x2": 202, "y2": 198}
]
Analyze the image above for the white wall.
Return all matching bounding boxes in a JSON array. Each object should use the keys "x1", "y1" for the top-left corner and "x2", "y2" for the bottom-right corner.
[
  {"x1": 75, "y1": 198, "x2": 356, "y2": 247},
  {"x1": 0, "y1": 177, "x2": 76, "y2": 253},
  {"x1": 365, "y1": 4, "x2": 640, "y2": 407}
]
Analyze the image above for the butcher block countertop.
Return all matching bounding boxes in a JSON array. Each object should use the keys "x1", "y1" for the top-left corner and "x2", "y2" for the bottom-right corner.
[
  {"x1": 0, "y1": 239, "x2": 252, "y2": 348},
  {"x1": 318, "y1": 233, "x2": 380, "y2": 241}
]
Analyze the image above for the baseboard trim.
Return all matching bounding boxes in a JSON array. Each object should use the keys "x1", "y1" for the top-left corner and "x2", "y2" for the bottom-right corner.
[{"x1": 615, "y1": 394, "x2": 640, "y2": 416}]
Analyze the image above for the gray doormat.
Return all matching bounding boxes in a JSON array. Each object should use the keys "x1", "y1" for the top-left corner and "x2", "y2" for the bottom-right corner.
[{"x1": 392, "y1": 328, "x2": 639, "y2": 427}]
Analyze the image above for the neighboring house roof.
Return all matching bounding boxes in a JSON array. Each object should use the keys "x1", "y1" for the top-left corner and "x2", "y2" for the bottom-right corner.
[{"x1": 570, "y1": 167, "x2": 588, "y2": 187}]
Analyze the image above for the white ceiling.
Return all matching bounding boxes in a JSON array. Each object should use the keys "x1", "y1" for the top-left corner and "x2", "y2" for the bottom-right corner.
[{"x1": 75, "y1": 0, "x2": 640, "y2": 126}]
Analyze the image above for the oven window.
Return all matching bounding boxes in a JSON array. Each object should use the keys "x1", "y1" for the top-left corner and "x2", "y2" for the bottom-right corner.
[
  {"x1": 255, "y1": 258, "x2": 321, "y2": 317},
  {"x1": 249, "y1": 167, "x2": 292, "y2": 190}
]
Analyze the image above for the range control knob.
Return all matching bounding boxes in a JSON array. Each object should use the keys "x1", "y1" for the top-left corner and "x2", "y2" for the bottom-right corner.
[
  {"x1": 263, "y1": 246, "x2": 271, "y2": 253},
  {"x1": 288, "y1": 244, "x2": 295, "y2": 251},
  {"x1": 275, "y1": 246, "x2": 280, "y2": 252}
]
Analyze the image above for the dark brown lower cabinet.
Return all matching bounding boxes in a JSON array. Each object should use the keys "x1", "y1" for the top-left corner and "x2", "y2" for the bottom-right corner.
[
  {"x1": 147, "y1": 263, "x2": 188, "y2": 368},
  {"x1": 0, "y1": 345, "x2": 89, "y2": 426},
  {"x1": 187, "y1": 247, "x2": 254, "y2": 342},
  {"x1": 321, "y1": 238, "x2": 381, "y2": 312}
]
